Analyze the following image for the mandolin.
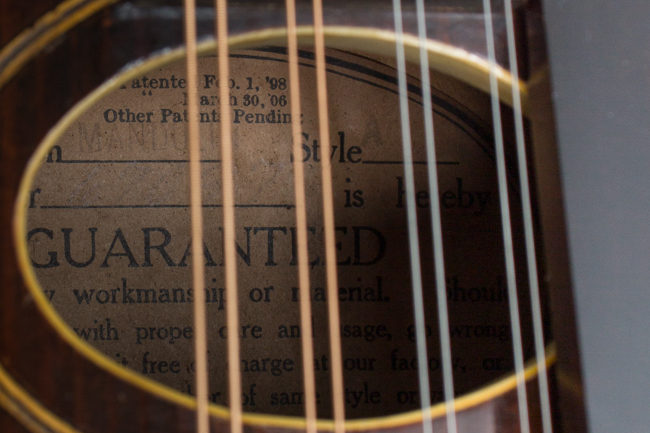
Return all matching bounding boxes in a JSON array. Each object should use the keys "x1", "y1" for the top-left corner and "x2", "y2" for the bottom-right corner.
[{"x1": 0, "y1": 1, "x2": 590, "y2": 432}]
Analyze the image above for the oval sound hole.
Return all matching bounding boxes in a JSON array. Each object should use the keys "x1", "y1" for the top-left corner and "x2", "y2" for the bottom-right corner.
[{"x1": 23, "y1": 48, "x2": 535, "y2": 419}]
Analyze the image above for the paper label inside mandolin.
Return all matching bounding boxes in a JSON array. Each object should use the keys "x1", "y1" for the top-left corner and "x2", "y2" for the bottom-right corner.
[{"x1": 24, "y1": 48, "x2": 534, "y2": 419}]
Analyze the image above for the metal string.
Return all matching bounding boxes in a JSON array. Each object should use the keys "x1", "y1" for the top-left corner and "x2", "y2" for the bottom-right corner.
[
  {"x1": 503, "y1": 1, "x2": 553, "y2": 432},
  {"x1": 414, "y1": 0, "x2": 458, "y2": 432},
  {"x1": 182, "y1": 0, "x2": 210, "y2": 431},
  {"x1": 215, "y1": 1, "x2": 243, "y2": 433},
  {"x1": 481, "y1": 2, "x2": 530, "y2": 433},
  {"x1": 391, "y1": 2, "x2": 432, "y2": 433},
  {"x1": 285, "y1": 0, "x2": 318, "y2": 431},
  {"x1": 312, "y1": 1, "x2": 346, "y2": 431}
]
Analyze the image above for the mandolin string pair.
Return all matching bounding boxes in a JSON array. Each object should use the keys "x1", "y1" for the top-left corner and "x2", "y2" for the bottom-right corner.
[
  {"x1": 480, "y1": 1, "x2": 532, "y2": 432},
  {"x1": 481, "y1": 0, "x2": 553, "y2": 432},
  {"x1": 501, "y1": 0, "x2": 554, "y2": 431},
  {"x1": 392, "y1": 0, "x2": 455, "y2": 432},
  {"x1": 390, "y1": 1, "x2": 438, "y2": 433},
  {"x1": 183, "y1": 0, "x2": 245, "y2": 432},
  {"x1": 180, "y1": 2, "x2": 554, "y2": 433}
]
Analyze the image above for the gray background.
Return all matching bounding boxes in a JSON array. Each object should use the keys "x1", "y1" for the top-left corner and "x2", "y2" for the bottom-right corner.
[{"x1": 541, "y1": 0, "x2": 650, "y2": 431}]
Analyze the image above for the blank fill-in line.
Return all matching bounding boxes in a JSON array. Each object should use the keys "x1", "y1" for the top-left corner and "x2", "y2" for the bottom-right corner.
[
  {"x1": 53, "y1": 159, "x2": 221, "y2": 163},
  {"x1": 362, "y1": 160, "x2": 459, "y2": 165},
  {"x1": 40, "y1": 204, "x2": 293, "y2": 209}
]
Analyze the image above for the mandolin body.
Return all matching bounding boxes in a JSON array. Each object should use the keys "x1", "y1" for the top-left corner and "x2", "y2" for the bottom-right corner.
[{"x1": 0, "y1": 1, "x2": 585, "y2": 432}]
